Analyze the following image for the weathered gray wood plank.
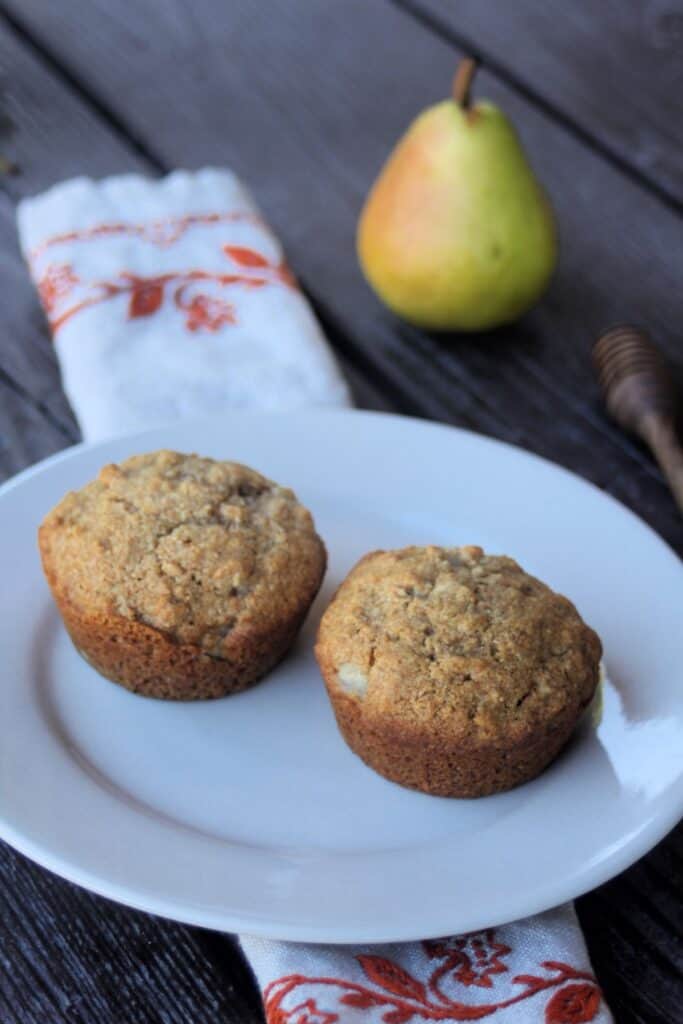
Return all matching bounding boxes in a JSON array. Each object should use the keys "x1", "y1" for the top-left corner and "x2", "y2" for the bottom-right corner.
[
  {"x1": 0, "y1": 3, "x2": 679, "y2": 1023},
  {"x1": 1, "y1": 0, "x2": 680, "y2": 553},
  {"x1": 402, "y1": 0, "x2": 683, "y2": 209},
  {"x1": 0, "y1": 17, "x2": 399, "y2": 1023},
  {"x1": 0, "y1": 3, "x2": 152, "y2": 439},
  {"x1": 0, "y1": 376, "x2": 73, "y2": 482},
  {"x1": 0, "y1": 200, "x2": 78, "y2": 437},
  {"x1": 0, "y1": 842, "x2": 264, "y2": 1024},
  {"x1": 577, "y1": 824, "x2": 683, "y2": 1024}
]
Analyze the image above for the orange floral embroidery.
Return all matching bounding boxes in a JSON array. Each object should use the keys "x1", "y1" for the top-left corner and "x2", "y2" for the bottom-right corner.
[
  {"x1": 273, "y1": 999, "x2": 337, "y2": 1024},
  {"x1": 263, "y1": 938, "x2": 603, "y2": 1023},
  {"x1": 28, "y1": 211, "x2": 263, "y2": 263},
  {"x1": 35, "y1": 242, "x2": 295, "y2": 335},
  {"x1": 128, "y1": 278, "x2": 165, "y2": 319},
  {"x1": 37, "y1": 263, "x2": 79, "y2": 314},
  {"x1": 424, "y1": 932, "x2": 510, "y2": 989},
  {"x1": 180, "y1": 293, "x2": 236, "y2": 332},
  {"x1": 223, "y1": 244, "x2": 270, "y2": 268},
  {"x1": 545, "y1": 983, "x2": 602, "y2": 1023}
]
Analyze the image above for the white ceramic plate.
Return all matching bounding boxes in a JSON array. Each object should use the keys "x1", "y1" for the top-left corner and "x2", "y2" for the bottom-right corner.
[{"x1": 0, "y1": 410, "x2": 681, "y2": 943}]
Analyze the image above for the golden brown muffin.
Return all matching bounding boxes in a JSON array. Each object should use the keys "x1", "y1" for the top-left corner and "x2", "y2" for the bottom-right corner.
[
  {"x1": 315, "y1": 545, "x2": 601, "y2": 797},
  {"x1": 40, "y1": 450, "x2": 326, "y2": 699}
]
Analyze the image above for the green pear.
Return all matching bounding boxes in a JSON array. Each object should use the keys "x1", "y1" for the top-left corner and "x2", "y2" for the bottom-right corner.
[{"x1": 357, "y1": 59, "x2": 557, "y2": 331}]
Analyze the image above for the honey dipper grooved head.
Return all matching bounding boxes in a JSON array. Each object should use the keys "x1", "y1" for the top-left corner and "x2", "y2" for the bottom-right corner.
[{"x1": 593, "y1": 325, "x2": 678, "y2": 433}]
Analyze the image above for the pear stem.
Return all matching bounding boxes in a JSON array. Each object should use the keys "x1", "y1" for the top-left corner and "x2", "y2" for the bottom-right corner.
[{"x1": 453, "y1": 57, "x2": 479, "y2": 109}]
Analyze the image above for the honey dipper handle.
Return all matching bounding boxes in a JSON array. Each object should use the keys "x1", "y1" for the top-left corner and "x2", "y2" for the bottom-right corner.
[{"x1": 642, "y1": 413, "x2": 683, "y2": 513}]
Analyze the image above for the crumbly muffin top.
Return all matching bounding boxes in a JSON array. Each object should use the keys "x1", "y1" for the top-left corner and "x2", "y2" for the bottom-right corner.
[
  {"x1": 317, "y1": 545, "x2": 601, "y2": 742},
  {"x1": 40, "y1": 450, "x2": 325, "y2": 655}
]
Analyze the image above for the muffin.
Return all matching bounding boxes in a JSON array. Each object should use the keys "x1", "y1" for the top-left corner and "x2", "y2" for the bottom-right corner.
[
  {"x1": 315, "y1": 545, "x2": 601, "y2": 797},
  {"x1": 39, "y1": 450, "x2": 326, "y2": 699}
]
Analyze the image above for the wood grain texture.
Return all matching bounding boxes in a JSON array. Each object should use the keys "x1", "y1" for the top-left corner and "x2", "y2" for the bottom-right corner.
[
  {"x1": 402, "y1": 0, "x2": 683, "y2": 209},
  {"x1": 0, "y1": 842, "x2": 264, "y2": 1024},
  {"x1": 0, "y1": 2, "x2": 679, "y2": 1023},
  {"x1": 0, "y1": 17, "x2": 396, "y2": 1022},
  {"x1": 2, "y1": 0, "x2": 681, "y2": 551},
  {"x1": 593, "y1": 325, "x2": 683, "y2": 512},
  {"x1": 576, "y1": 821, "x2": 683, "y2": 1023},
  {"x1": 0, "y1": 6, "x2": 148, "y2": 442},
  {"x1": 0, "y1": 199, "x2": 78, "y2": 437},
  {"x1": 0, "y1": 8, "x2": 393, "y2": 449},
  {"x1": 0, "y1": 375, "x2": 73, "y2": 483}
]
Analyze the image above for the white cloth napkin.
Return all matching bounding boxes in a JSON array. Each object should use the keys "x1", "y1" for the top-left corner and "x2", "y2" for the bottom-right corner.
[
  {"x1": 242, "y1": 905, "x2": 609, "y2": 1023},
  {"x1": 18, "y1": 170, "x2": 612, "y2": 1023},
  {"x1": 18, "y1": 168, "x2": 350, "y2": 438}
]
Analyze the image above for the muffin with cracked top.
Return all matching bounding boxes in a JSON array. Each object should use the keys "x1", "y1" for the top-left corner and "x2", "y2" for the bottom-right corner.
[
  {"x1": 315, "y1": 545, "x2": 601, "y2": 797},
  {"x1": 39, "y1": 450, "x2": 326, "y2": 699}
]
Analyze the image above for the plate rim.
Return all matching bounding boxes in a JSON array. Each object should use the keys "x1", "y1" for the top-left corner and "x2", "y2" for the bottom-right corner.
[
  {"x1": 2, "y1": 407, "x2": 680, "y2": 566},
  {"x1": 1, "y1": 408, "x2": 681, "y2": 943}
]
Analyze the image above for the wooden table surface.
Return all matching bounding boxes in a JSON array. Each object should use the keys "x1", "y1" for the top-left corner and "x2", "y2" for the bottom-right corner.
[{"x1": 0, "y1": 3, "x2": 681, "y2": 1021}]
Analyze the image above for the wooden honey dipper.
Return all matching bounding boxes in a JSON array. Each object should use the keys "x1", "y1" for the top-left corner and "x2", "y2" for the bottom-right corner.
[{"x1": 593, "y1": 325, "x2": 683, "y2": 513}]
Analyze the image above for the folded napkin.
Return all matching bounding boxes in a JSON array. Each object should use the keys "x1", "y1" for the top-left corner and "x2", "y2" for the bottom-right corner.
[
  {"x1": 18, "y1": 169, "x2": 611, "y2": 1023},
  {"x1": 242, "y1": 906, "x2": 609, "y2": 1023},
  {"x1": 18, "y1": 168, "x2": 350, "y2": 438}
]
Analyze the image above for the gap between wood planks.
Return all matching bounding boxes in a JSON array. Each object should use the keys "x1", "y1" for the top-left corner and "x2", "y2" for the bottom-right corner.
[
  {"x1": 0, "y1": 843, "x2": 264, "y2": 1024},
  {"x1": 0, "y1": 7, "x2": 408, "y2": 443},
  {"x1": 392, "y1": 0, "x2": 683, "y2": 217},
  {"x1": 0, "y1": 11, "x2": 679, "y2": 1021},
  {"x1": 0, "y1": 2, "x2": 517, "y2": 441},
  {"x1": 0, "y1": 1, "x2": 677, "y2": 509},
  {"x1": 0, "y1": 4, "x2": 165, "y2": 174},
  {"x1": 0, "y1": 361, "x2": 75, "y2": 442}
]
